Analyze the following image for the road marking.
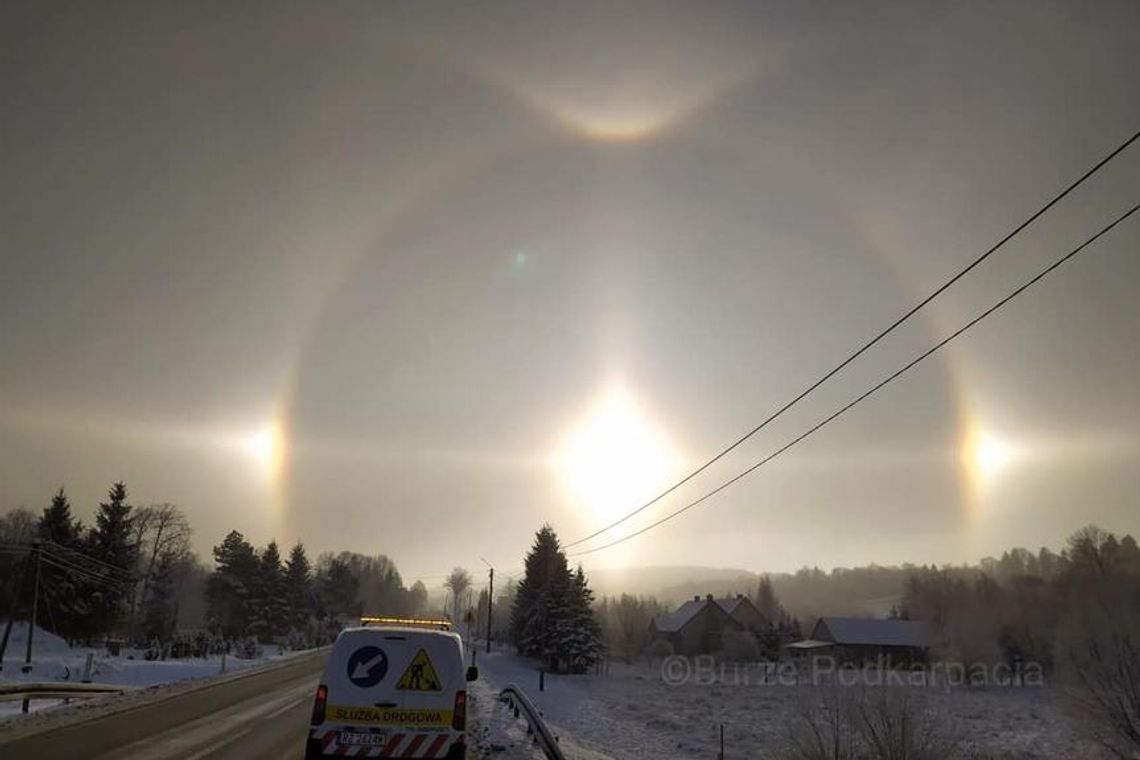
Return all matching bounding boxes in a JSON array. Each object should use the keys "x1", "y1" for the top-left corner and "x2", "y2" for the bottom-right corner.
[
  {"x1": 181, "y1": 727, "x2": 251, "y2": 760},
  {"x1": 109, "y1": 678, "x2": 315, "y2": 760},
  {"x1": 263, "y1": 695, "x2": 304, "y2": 721}
]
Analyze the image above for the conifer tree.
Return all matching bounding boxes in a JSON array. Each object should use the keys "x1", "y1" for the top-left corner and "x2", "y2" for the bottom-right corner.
[
  {"x1": 250, "y1": 541, "x2": 288, "y2": 641},
  {"x1": 87, "y1": 482, "x2": 138, "y2": 635},
  {"x1": 35, "y1": 489, "x2": 88, "y2": 642},
  {"x1": 284, "y1": 542, "x2": 313, "y2": 629},
  {"x1": 510, "y1": 525, "x2": 602, "y2": 671},
  {"x1": 206, "y1": 530, "x2": 258, "y2": 637}
]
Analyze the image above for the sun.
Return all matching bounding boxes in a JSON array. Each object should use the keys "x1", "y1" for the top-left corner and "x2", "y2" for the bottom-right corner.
[
  {"x1": 241, "y1": 420, "x2": 285, "y2": 479},
  {"x1": 556, "y1": 388, "x2": 681, "y2": 520},
  {"x1": 973, "y1": 434, "x2": 1013, "y2": 477},
  {"x1": 961, "y1": 423, "x2": 1018, "y2": 507}
]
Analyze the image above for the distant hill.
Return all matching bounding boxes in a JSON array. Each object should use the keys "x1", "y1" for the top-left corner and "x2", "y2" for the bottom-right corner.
[{"x1": 585, "y1": 565, "x2": 759, "y2": 604}]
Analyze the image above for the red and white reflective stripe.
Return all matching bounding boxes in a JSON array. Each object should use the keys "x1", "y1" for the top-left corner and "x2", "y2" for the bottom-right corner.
[{"x1": 310, "y1": 729, "x2": 456, "y2": 758}]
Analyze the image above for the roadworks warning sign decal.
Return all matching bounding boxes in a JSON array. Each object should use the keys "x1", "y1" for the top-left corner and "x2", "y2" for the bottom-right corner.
[
  {"x1": 327, "y1": 704, "x2": 451, "y2": 727},
  {"x1": 395, "y1": 648, "x2": 442, "y2": 691}
]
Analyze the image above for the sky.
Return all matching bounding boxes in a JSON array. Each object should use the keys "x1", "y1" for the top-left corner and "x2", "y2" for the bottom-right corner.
[{"x1": 2, "y1": 1, "x2": 1139, "y2": 583}]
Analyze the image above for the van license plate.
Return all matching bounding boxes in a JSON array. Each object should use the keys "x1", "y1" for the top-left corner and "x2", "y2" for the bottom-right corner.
[{"x1": 340, "y1": 732, "x2": 387, "y2": 746}]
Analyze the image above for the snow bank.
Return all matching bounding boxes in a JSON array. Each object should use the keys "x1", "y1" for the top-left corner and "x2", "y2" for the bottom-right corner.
[{"x1": 0, "y1": 620, "x2": 298, "y2": 720}]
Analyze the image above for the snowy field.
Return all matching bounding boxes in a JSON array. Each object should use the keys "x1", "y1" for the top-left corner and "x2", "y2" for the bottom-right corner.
[
  {"x1": 0, "y1": 621, "x2": 292, "y2": 719},
  {"x1": 472, "y1": 649, "x2": 1105, "y2": 759}
]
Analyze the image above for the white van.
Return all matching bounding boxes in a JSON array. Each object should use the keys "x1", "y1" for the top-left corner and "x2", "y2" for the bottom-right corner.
[{"x1": 306, "y1": 622, "x2": 477, "y2": 759}]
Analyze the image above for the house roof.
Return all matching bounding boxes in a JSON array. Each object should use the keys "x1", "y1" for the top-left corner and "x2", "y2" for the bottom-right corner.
[
  {"x1": 653, "y1": 597, "x2": 751, "y2": 633},
  {"x1": 713, "y1": 597, "x2": 747, "y2": 615},
  {"x1": 815, "y1": 617, "x2": 929, "y2": 648},
  {"x1": 652, "y1": 599, "x2": 706, "y2": 633}
]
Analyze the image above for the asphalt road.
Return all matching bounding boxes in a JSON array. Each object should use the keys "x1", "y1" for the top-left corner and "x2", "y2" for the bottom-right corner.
[{"x1": 0, "y1": 650, "x2": 327, "y2": 760}]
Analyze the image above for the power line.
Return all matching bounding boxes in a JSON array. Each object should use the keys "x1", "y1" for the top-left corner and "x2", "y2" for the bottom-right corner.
[
  {"x1": 564, "y1": 128, "x2": 1140, "y2": 549},
  {"x1": 569, "y1": 202, "x2": 1139, "y2": 557},
  {"x1": 39, "y1": 555, "x2": 133, "y2": 590},
  {"x1": 41, "y1": 540, "x2": 134, "y2": 579},
  {"x1": 39, "y1": 545, "x2": 136, "y2": 587}
]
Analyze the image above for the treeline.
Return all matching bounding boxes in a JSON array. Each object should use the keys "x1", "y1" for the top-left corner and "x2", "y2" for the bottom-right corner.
[
  {"x1": 0, "y1": 485, "x2": 199, "y2": 645},
  {"x1": 901, "y1": 526, "x2": 1140, "y2": 670},
  {"x1": 205, "y1": 531, "x2": 429, "y2": 646},
  {"x1": 0, "y1": 484, "x2": 431, "y2": 651}
]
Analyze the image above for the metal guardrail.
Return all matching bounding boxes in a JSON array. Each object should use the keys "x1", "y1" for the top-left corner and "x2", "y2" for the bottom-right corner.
[
  {"x1": 0, "y1": 682, "x2": 132, "y2": 703},
  {"x1": 498, "y1": 683, "x2": 566, "y2": 760}
]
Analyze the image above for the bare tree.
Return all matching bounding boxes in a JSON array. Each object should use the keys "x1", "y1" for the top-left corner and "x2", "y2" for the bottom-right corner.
[
  {"x1": 444, "y1": 567, "x2": 471, "y2": 626},
  {"x1": 1058, "y1": 590, "x2": 1140, "y2": 756},
  {"x1": 127, "y1": 504, "x2": 191, "y2": 642}
]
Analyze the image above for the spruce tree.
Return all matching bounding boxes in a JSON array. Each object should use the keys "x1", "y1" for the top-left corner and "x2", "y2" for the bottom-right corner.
[
  {"x1": 38, "y1": 488, "x2": 83, "y2": 546},
  {"x1": 510, "y1": 525, "x2": 602, "y2": 671},
  {"x1": 87, "y1": 482, "x2": 138, "y2": 636},
  {"x1": 207, "y1": 530, "x2": 258, "y2": 637},
  {"x1": 251, "y1": 541, "x2": 288, "y2": 642},
  {"x1": 35, "y1": 489, "x2": 87, "y2": 642},
  {"x1": 284, "y1": 542, "x2": 313, "y2": 629}
]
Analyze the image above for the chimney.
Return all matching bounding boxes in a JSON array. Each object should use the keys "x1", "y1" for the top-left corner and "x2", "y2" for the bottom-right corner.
[
  {"x1": 693, "y1": 595, "x2": 700, "y2": 602},
  {"x1": 736, "y1": 593, "x2": 744, "y2": 600},
  {"x1": 706, "y1": 593, "x2": 714, "y2": 601}
]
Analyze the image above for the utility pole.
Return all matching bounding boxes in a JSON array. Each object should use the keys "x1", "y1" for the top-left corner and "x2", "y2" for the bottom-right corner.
[
  {"x1": 480, "y1": 557, "x2": 493, "y2": 654},
  {"x1": 21, "y1": 542, "x2": 42, "y2": 712},
  {"x1": 24, "y1": 541, "x2": 42, "y2": 672}
]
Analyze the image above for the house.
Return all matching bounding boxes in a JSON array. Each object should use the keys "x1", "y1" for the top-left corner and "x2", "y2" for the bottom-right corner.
[
  {"x1": 714, "y1": 594, "x2": 770, "y2": 634},
  {"x1": 650, "y1": 593, "x2": 769, "y2": 655},
  {"x1": 786, "y1": 616, "x2": 929, "y2": 664}
]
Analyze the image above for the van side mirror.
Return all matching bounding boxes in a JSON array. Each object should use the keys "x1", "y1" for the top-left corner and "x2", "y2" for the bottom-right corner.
[{"x1": 466, "y1": 666, "x2": 478, "y2": 682}]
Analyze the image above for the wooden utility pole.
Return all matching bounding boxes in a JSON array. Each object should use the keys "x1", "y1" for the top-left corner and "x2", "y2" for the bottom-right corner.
[
  {"x1": 485, "y1": 566, "x2": 493, "y2": 654},
  {"x1": 24, "y1": 542, "x2": 42, "y2": 669},
  {"x1": 21, "y1": 542, "x2": 42, "y2": 712}
]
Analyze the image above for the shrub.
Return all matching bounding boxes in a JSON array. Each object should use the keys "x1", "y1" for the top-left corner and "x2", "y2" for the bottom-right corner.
[
  {"x1": 234, "y1": 636, "x2": 263, "y2": 659},
  {"x1": 782, "y1": 687, "x2": 959, "y2": 760}
]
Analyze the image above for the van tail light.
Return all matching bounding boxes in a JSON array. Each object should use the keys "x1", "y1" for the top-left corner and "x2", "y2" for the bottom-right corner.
[
  {"x1": 452, "y1": 690, "x2": 467, "y2": 731},
  {"x1": 311, "y1": 684, "x2": 328, "y2": 725}
]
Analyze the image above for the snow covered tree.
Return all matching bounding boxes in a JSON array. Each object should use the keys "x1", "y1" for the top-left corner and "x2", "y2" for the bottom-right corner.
[
  {"x1": 510, "y1": 525, "x2": 602, "y2": 672},
  {"x1": 556, "y1": 566, "x2": 602, "y2": 672},
  {"x1": 284, "y1": 542, "x2": 314, "y2": 629}
]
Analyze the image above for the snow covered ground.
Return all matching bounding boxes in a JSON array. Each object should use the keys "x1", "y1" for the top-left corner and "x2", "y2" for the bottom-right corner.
[
  {"x1": 0, "y1": 621, "x2": 292, "y2": 719},
  {"x1": 471, "y1": 647, "x2": 1106, "y2": 759}
]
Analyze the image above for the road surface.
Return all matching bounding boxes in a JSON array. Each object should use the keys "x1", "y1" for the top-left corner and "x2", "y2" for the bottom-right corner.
[{"x1": 0, "y1": 650, "x2": 326, "y2": 759}]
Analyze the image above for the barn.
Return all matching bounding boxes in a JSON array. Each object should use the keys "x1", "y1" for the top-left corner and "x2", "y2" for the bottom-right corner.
[{"x1": 787, "y1": 617, "x2": 929, "y2": 664}]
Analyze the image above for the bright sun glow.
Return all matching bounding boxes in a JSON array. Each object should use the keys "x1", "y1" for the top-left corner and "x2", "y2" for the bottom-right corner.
[
  {"x1": 973, "y1": 434, "x2": 1013, "y2": 477},
  {"x1": 242, "y1": 421, "x2": 285, "y2": 479},
  {"x1": 557, "y1": 388, "x2": 681, "y2": 520}
]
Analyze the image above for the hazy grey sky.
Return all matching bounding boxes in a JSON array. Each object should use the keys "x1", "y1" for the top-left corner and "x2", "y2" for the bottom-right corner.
[{"x1": 3, "y1": 1, "x2": 1138, "y2": 582}]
